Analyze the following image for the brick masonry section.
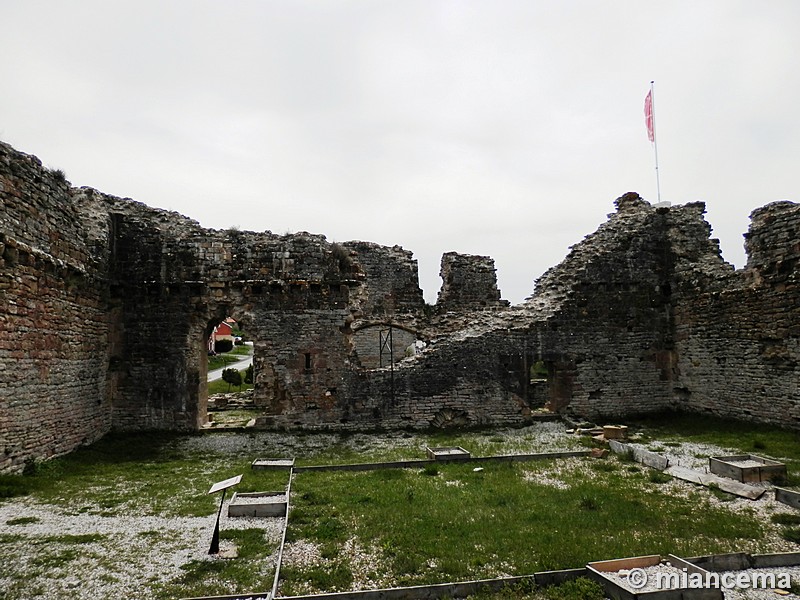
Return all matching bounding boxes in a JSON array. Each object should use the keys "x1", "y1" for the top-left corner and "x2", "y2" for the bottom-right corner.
[{"x1": 1, "y1": 142, "x2": 799, "y2": 472}]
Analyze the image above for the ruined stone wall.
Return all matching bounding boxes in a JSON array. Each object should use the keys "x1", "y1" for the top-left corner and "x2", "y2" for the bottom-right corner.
[
  {"x1": 262, "y1": 194, "x2": 690, "y2": 429},
  {"x1": 3, "y1": 136, "x2": 800, "y2": 471},
  {"x1": 263, "y1": 328, "x2": 536, "y2": 430},
  {"x1": 97, "y1": 194, "x2": 366, "y2": 431},
  {"x1": 343, "y1": 241, "x2": 425, "y2": 316},
  {"x1": 0, "y1": 143, "x2": 111, "y2": 471},
  {"x1": 65, "y1": 183, "x2": 434, "y2": 434},
  {"x1": 516, "y1": 194, "x2": 681, "y2": 420},
  {"x1": 673, "y1": 201, "x2": 800, "y2": 426},
  {"x1": 320, "y1": 195, "x2": 736, "y2": 428},
  {"x1": 436, "y1": 252, "x2": 507, "y2": 311}
]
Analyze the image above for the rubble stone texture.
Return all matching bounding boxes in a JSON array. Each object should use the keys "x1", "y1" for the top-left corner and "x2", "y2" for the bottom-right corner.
[
  {"x1": 436, "y1": 251, "x2": 508, "y2": 312},
  {"x1": 1, "y1": 142, "x2": 798, "y2": 472}
]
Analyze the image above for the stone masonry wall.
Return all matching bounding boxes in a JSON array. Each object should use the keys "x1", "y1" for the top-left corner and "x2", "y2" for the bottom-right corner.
[
  {"x1": 264, "y1": 194, "x2": 687, "y2": 429},
  {"x1": 344, "y1": 241, "x2": 425, "y2": 316},
  {"x1": 0, "y1": 143, "x2": 111, "y2": 472},
  {"x1": 3, "y1": 136, "x2": 800, "y2": 471},
  {"x1": 673, "y1": 201, "x2": 800, "y2": 426},
  {"x1": 436, "y1": 252, "x2": 508, "y2": 311}
]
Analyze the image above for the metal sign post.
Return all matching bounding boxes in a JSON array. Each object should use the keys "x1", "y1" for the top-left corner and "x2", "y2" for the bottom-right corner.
[{"x1": 207, "y1": 474, "x2": 242, "y2": 555}]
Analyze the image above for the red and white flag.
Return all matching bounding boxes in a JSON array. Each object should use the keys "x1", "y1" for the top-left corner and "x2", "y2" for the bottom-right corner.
[{"x1": 644, "y1": 89, "x2": 655, "y2": 142}]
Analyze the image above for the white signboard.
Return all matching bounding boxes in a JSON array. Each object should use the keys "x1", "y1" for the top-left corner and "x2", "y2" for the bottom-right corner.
[{"x1": 208, "y1": 474, "x2": 242, "y2": 495}]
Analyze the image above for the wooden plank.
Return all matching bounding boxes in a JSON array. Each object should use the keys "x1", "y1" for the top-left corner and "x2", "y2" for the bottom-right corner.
[
  {"x1": 588, "y1": 554, "x2": 661, "y2": 572},
  {"x1": 684, "y1": 552, "x2": 751, "y2": 572},
  {"x1": 293, "y1": 451, "x2": 591, "y2": 473},
  {"x1": 707, "y1": 475, "x2": 765, "y2": 500},
  {"x1": 609, "y1": 441, "x2": 669, "y2": 470},
  {"x1": 751, "y1": 552, "x2": 800, "y2": 568},
  {"x1": 268, "y1": 575, "x2": 540, "y2": 600},
  {"x1": 645, "y1": 589, "x2": 722, "y2": 600},
  {"x1": 666, "y1": 466, "x2": 764, "y2": 500},
  {"x1": 708, "y1": 458, "x2": 742, "y2": 481},
  {"x1": 665, "y1": 465, "x2": 704, "y2": 484},
  {"x1": 665, "y1": 554, "x2": 711, "y2": 576},
  {"x1": 775, "y1": 487, "x2": 800, "y2": 510},
  {"x1": 532, "y1": 568, "x2": 587, "y2": 587}
]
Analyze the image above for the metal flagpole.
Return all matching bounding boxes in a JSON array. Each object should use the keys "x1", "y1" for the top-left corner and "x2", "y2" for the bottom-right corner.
[{"x1": 649, "y1": 81, "x2": 662, "y2": 203}]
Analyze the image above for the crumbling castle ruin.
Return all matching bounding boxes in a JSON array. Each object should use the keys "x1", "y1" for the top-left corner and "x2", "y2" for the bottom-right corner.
[{"x1": 1, "y1": 140, "x2": 798, "y2": 472}]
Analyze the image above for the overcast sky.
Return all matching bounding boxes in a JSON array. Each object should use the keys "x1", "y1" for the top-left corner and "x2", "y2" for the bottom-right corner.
[{"x1": 1, "y1": 1, "x2": 798, "y2": 304}]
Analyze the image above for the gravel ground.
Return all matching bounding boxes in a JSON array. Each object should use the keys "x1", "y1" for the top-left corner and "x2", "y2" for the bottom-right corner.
[
  {"x1": 0, "y1": 494, "x2": 284, "y2": 599},
  {"x1": 173, "y1": 420, "x2": 582, "y2": 460}
]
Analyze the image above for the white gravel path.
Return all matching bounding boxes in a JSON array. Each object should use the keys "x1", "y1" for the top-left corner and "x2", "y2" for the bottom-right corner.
[{"x1": 0, "y1": 495, "x2": 283, "y2": 599}]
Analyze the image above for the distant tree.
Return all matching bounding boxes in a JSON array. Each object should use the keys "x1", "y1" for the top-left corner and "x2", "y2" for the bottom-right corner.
[
  {"x1": 215, "y1": 339, "x2": 233, "y2": 353},
  {"x1": 222, "y1": 368, "x2": 242, "y2": 392}
]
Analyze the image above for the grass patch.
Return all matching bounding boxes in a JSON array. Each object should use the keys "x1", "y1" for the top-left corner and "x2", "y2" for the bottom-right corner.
[
  {"x1": 208, "y1": 345, "x2": 251, "y2": 371},
  {"x1": 617, "y1": 448, "x2": 636, "y2": 463},
  {"x1": 208, "y1": 374, "x2": 254, "y2": 395},
  {"x1": 0, "y1": 474, "x2": 36, "y2": 499},
  {"x1": 208, "y1": 409, "x2": 260, "y2": 427},
  {"x1": 280, "y1": 563, "x2": 354, "y2": 594},
  {"x1": 771, "y1": 513, "x2": 800, "y2": 526},
  {"x1": 781, "y1": 526, "x2": 800, "y2": 544},
  {"x1": 0, "y1": 431, "x2": 289, "y2": 517},
  {"x1": 590, "y1": 460, "x2": 618, "y2": 473},
  {"x1": 5, "y1": 415, "x2": 800, "y2": 598},
  {"x1": 648, "y1": 470, "x2": 672, "y2": 484},
  {"x1": 578, "y1": 494, "x2": 602, "y2": 511},
  {"x1": 6, "y1": 516, "x2": 40, "y2": 526},
  {"x1": 154, "y1": 528, "x2": 276, "y2": 598},
  {"x1": 18, "y1": 533, "x2": 108, "y2": 570},
  {"x1": 284, "y1": 459, "x2": 766, "y2": 592},
  {"x1": 545, "y1": 577, "x2": 605, "y2": 600},
  {"x1": 707, "y1": 483, "x2": 735, "y2": 502},
  {"x1": 422, "y1": 465, "x2": 439, "y2": 477}
]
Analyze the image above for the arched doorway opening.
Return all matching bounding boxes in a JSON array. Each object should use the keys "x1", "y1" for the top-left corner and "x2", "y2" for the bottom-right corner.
[{"x1": 202, "y1": 313, "x2": 259, "y2": 428}]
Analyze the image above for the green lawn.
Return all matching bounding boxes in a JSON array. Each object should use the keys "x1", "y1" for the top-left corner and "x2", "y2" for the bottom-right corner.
[
  {"x1": 208, "y1": 344, "x2": 251, "y2": 372},
  {"x1": 280, "y1": 457, "x2": 769, "y2": 595}
]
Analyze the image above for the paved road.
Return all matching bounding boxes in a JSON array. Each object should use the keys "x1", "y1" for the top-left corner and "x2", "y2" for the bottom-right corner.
[{"x1": 207, "y1": 345, "x2": 253, "y2": 382}]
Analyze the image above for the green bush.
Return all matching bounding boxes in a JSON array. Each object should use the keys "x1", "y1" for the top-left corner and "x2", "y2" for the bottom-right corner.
[
  {"x1": 214, "y1": 339, "x2": 233, "y2": 353},
  {"x1": 331, "y1": 243, "x2": 352, "y2": 272}
]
